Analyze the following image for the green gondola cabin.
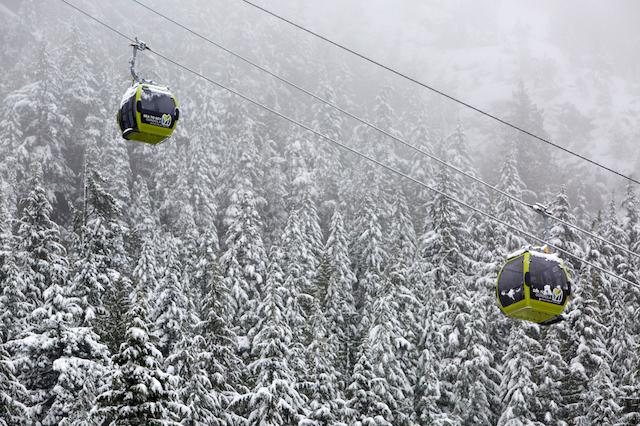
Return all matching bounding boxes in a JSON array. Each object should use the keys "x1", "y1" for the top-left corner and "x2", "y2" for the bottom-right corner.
[
  {"x1": 117, "y1": 84, "x2": 179, "y2": 145},
  {"x1": 496, "y1": 247, "x2": 571, "y2": 325}
]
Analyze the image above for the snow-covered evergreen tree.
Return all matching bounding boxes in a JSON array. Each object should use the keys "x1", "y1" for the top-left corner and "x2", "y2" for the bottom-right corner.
[
  {"x1": 345, "y1": 336, "x2": 393, "y2": 426},
  {"x1": 403, "y1": 90, "x2": 434, "y2": 217},
  {"x1": 72, "y1": 159, "x2": 132, "y2": 352},
  {"x1": 350, "y1": 191, "x2": 387, "y2": 313},
  {"x1": 130, "y1": 177, "x2": 161, "y2": 304},
  {"x1": 446, "y1": 119, "x2": 482, "y2": 211},
  {"x1": 2, "y1": 42, "x2": 73, "y2": 210},
  {"x1": 151, "y1": 236, "x2": 195, "y2": 358},
  {"x1": 304, "y1": 300, "x2": 348, "y2": 426},
  {"x1": 388, "y1": 190, "x2": 417, "y2": 265},
  {"x1": 132, "y1": 232, "x2": 159, "y2": 300},
  {"x1": 312, "y1": 69, "x2": 344, "y2": 222},
  {"x1": 601, "y1": 195, "x2": 629, "y2": 281},
  {"x1": 572, "y1": 182, "x2": 592, "y2": 233},
  {"x1": 298, "y1": 192, "x2": 324, "y2": 271},
  {"x1": 259, "y1": 135, "x2": 289, "y2": 244},
  {"x1": 195, "y1": 255, "x2": 243, "y2": 425},
  {"x1": 58, "y1": 23, "x2": 99, "y2": 176},
  {"x1": 0, "y1": 248, "x2": 29, "y2": 344},
  {"x1": 71, "y1": 157, "x2": 128, "y2": 329},
  {"x1": 0, "y1": 343, "x2": 30, "y2": 426},
  {"x1": 549, "y1": 185, "x2": 583, "y2": 272},
  {"x1": 10, "y1": 164, "x2": 109, "y2": 422},
  {"x1": 536, "y1": 326, "x2": 569, "y2": 425},
  {"x1": 413, "y1": 348, "x2": 453, "y2": 426},
  {"x1": 166, "y1": 334, "x2": 231, "y2": 426},
  {"x1": 130, "y1": 177, "x2": 159, "y2": 242},
  {"x1": 93, "y1": 291, "x2": 185, "y2": 425},
  {"x1": 281, "y1": 194, "x2": 324, "y2": 329},
  {"x1": 505, "y1": 81, "x2": 554, "y2": 192},
  {"x1": 15, "y1": 162, "x2": 68, "y2": 313},
  {"x1": 319, "y1": 208, "x2": 357, "y2": 376},
  {"x1": 583, "y1": 361, "x2": 622, "y2": 424},
  {"x1": 417, "y1": 165, "x2": 471, "y2": 291},
  {"x1": 220, "y1": 189, "x2": 267, "y2": 333},
  {"x1": 184, "y1": 130, "x2": 220, "y2": 239},
  {"x1": 441, "y1": 288, "x2": 500, "y2": 425},
  {"x1": 366, "y1": 256, "x2": 414, "y2": 426},
  {"x1": 373, "y1": 84, "x2": 401, "y2": 163},
  {"x1": 221, "y1": 114, "x2": 264, "y2": 209},
  {"x1": 497, "y1": 322, "x2": 544, "y2": 426},
  {"x1": 496, "y1": 144, "x2": 532, "y2": 252},
  {"x1": 566, "y1": 221, "x2": 617, "y2": 423},
  {"x1": 354, "y1": 84, "x2": 401, "y2": 211},
  {"x1": 280, "y1": 207, "x2": 314, "y2": 346},
  {"x1": 0, "y1": 158, "x2": 19, "y2": 221},
  {"x1": 283, "y1": 129, "x2": 318, "y2": 209},
  {"x1": 237, "y1": 249, "x2": 309, "y2": 426},
  {"x1": 621, "y1": 183, "x2": 640, "y2": 251}
]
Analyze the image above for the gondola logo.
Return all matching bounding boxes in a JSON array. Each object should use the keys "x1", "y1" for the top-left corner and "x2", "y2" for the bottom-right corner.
[
  {"x1": 162, "y1": 114, "x2": 172, "y2": 127},
  {"x1": 533, "y1": 285, "x2": 563, "y2": 304},
  {"x1": 552, "y1": 287, "x2": 563, "y2": 302}
]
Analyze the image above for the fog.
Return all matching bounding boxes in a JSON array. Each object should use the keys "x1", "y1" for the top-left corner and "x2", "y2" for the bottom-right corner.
[
  {"x1": 267, "y1": 0, "x2": 640, "y2": 177},
  {"x1": 199, "y1": 0, "x2": 640, "y2": 189}
]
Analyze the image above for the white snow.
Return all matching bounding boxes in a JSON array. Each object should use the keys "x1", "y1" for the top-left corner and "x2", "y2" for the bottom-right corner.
[
  {"x1": 127, "y1": 327, "x2": 148, "y2": 342},
  {"x1": 237, "y1": 336, "x2": 250, "y2": 352},
  {"x1": 120, "y1": 85, "x2": 139, "y2": 108},
  {"x1": 506, "y1": 247, "x2": 565, "y2": 266}
]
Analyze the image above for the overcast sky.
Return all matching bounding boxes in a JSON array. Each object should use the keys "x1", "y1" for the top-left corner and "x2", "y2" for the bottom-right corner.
[{"x1": 251, "y1": 0, "x2": 640, "y2": 176}]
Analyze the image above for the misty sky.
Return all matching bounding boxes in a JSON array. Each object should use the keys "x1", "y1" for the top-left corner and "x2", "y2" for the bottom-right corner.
[{"x1": 247, "y1": 0, "x2": 640, "y2": 176}]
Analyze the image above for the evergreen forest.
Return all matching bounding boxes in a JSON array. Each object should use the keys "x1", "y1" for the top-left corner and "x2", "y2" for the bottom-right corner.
[{"x1": 1, "y1": 0, "x2": 639, "y2": 424}]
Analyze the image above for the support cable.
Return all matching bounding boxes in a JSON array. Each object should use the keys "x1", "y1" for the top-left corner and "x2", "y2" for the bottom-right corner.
[
  {"x1": 59, "y1": 0, "x2": 640, "y2": 290},
  {"x1": 130, "y1": 0, "x2": 640, "y2": 264},
  {"x1": 239, "y1": 0, "x2": 640, "y2": 187}
]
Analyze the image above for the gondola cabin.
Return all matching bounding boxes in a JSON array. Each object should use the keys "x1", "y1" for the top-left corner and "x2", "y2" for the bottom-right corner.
[
  {"x1": 496, "y1": 248, "x2": 570, "y2": 325},
  {"x1": 117, "y1": 84, "x2": 179, "y2": 145}
]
